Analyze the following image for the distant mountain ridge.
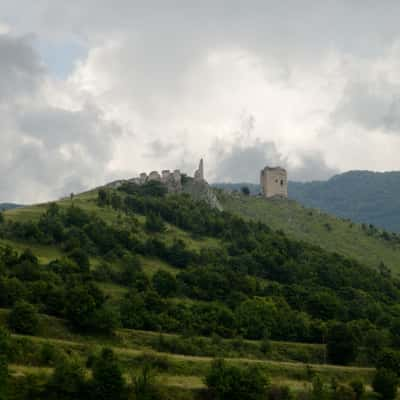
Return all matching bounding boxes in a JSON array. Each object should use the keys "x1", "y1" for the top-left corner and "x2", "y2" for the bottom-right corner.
[
  {"x1": 288, "y1": 171, "x2": 400, "y2": 232},
  {"x1": 0, "y1": 203, "x2": 22, "y2": 211},
  {"x1": 213, "y1": 170, "x2": 400, "y2": 232}
]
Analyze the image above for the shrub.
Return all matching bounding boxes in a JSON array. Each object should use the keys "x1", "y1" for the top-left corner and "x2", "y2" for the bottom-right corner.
[
  {"x1": 133, "y1": 364, "x2": 160, "y2": 400},
  {"x1": 152, "y1": 270, "x2": 177, "y2": 297},
  {"x1": 267, "y1": 385, "x2": 292, "y2": 400},
  {"x1": 145, "y1": 212, "x2": 166, "y2": 233},
  {"x1": 205, "y1": 358, "x2": 269, "y2": 400},
  {"x1": 327, "y1": 323, "x2": 358, "y2": 365},
  {"x1": 349, "y1": 380, "x2": 364, "y2": 400},
  {"x1": 372, "y1": 368, "x2": 398, "y2": 400},
  {"x1": 91, "y1": 348, "x2": 125, "y2": 400},
  {"x1": 335, "y1": 384, "x2": 356, "y2": 400},
  {"x1": 8, "y1": 301, "x2": 39, "y2": 335},
  {"x1": 46, "y1": 356, "x2": 87, "y2": 399}
]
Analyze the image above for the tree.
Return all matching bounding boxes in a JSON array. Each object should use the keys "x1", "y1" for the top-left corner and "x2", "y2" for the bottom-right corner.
[
  {"x1": 350, "y1": 380, "x2": 364, "y2": 400},
  {"x1": 47, "y1": 357, "x2": 87, "y2": 400},
  {"x1": 68, "y1": 248, "x2": 90, "y2": 273},
  {"x1": 133, "y1": 364, "x2": 160, "y2": 400},
  {"x1": 335, "y1": 384, "x2": 356, "y2": 400},
  {"x1": 97, "y1": 189, "x2": 110, "y2": 207},
  {"x1": 241, "y1": 187, "x2": 250, "y2": 196},
  {"x1": 327, "y1": 323, "x2": 358, "y2": 365},
  {"x1": 152, "y1": 270, "x2": 177, "y2": 297},
  {"x1": 372, "y1": 368, "x2": 398, "y2": 400},
  {"x1": 91, "y1": 348, "x2": 125, "y2": 400},
  {"x1": 236, "y1": 298, "x2": 278, "y2": 340},
  {"x1": 145, "y1": 212, "x2": 166, "y2": 233},
  {"x1": 0, "y1": 356, "x2": 7, "y2": 400},
  {"x1": 205, "y1": 359, "x2": 269, "y2": 400},
  {"x1": 8, "y1": 300, "x2": 39, "y2": 335}
]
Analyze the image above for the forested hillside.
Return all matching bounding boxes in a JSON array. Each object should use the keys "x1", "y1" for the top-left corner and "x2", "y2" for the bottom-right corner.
[{"x1": 0, "y1": 180, "x2": 399, "y2": 399}]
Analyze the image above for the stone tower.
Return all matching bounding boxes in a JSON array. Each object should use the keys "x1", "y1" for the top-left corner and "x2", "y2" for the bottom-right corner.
[
  {"x1": 194, "y1": 158, "x2": 205, "y2": 181},
  {"x1": 260, "y1": 166, "x2": 288, "y2": 198}
]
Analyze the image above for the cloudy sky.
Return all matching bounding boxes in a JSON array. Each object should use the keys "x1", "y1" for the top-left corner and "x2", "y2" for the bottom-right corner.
[{"x1": 2, "y1": 1, "x2": 400, "y2": 202}]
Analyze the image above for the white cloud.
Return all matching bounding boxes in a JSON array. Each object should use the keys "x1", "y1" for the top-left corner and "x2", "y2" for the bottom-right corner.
[{"x1": 1, "y1": 2, "x2": 400, "y2": 201}]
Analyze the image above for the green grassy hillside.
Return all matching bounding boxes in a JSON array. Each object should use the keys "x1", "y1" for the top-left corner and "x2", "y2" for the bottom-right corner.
[
  {"x1": 217, "y1": 190, "x2": 400, "y2": 275},
  {"x1": 1, "y1": 182, "x2": 400, "y2": 399}
]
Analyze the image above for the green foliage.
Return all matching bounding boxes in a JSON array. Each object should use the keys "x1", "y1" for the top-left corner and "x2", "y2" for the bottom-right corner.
[
  {"x1": 152, "y1": 270, "x2": 177, "y2": 297},
  {"x1": 65, "y1": 283, "x2": 118, "y2": 334},
  {"x1": 327, "y1": 323, "x2": 358, "y2": 365},
  {"x1": 236, "y1": 298, "x2": 277, "y2": 340},
  {"x1": 375, "y1": 350, "x2": 400, "y2": 376},
  {"x1": 0, "y1": 356, "x2": 8, "y2": 400},
  {"x1": 133, "y1": 364, "x2": 160, "y2": 400},
  {"x1": 145, "y1": 212, "x2": 166, "y2": 233},
  {"x1": 334, "y1": 384, "x2": 356, "y2": 400},
  {"x1": 8, "y1": 301, "x2": 39, "y2": 335},
  {"x1": 266, "y1": 385, "x2": 292, "y2": 400},
  {"x1": 241, "y1": 187, "x2": 250, "y2": 196},
  {"x1": 91, "y1": 348, "x2": 126, "y2": 400},
  {"x1": 46, "y1": 356, "x2": 87, "y2": 400},
  {"x1": 372, "y1": 368, "x2": 398, "y2": 400},
  {"x1": 205, "y1": 358, "x2": 269, "y2": 400},
  {"x1": 68, "y1": 248, "x2": 90, "y2": 273},
  {"x1": 349, "y1": 380, "x2": 364, "y2": 400},
  {"x1": 310, "y1": 375, "x2": 329, "y2": 400}
]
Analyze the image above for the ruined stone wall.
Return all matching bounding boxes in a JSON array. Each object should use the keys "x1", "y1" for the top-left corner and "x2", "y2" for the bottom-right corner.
[{"x1": 260, "y1": 167, "x2": 288, "y2": 198}]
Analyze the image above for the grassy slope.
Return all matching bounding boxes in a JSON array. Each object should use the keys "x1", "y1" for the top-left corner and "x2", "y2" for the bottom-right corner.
[
  {"x1": 0, "y1": 190, "x2": 382, "y2": 395},
  {"x1": 1, "y1": 309, "x2": 374, "y2": 393},
  {"x1": 217, "y1": 191, "x2": 400, "y2": 275}
]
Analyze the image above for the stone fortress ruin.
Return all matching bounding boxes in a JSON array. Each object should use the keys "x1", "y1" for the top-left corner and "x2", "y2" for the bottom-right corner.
[
  {"x1": 111, "y1": 159, "x2": 206, "y2": 194},
  {"x1": 260, "y1": 166, "x2": 288, "y2": 198}
]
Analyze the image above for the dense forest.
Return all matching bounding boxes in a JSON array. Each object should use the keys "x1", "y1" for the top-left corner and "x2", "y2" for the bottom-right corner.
[{"x1": 0, "y1": 180, "x2": 399, "y2": 399}]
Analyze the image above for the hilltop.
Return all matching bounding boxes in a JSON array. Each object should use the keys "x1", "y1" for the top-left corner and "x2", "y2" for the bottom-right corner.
[{"x1": 0, "y1": 179, "x2": 399, "y2": 398}]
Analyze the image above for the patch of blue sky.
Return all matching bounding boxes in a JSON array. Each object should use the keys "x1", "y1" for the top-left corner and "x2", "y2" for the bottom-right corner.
[{"x1": 36, "y1": 39, "x2": 87, "y2": 79}]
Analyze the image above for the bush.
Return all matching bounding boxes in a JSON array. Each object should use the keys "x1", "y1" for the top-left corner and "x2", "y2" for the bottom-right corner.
[
  {"x1": 372, "y1": 368, "x2": 398, "y2": 400},
  {"x1": 335, "y1": 384, "x2": 356, "y2": 400},
  {"x1": 152, "y1": 270, "x2": 177, "y2": 297},
  {"x1": 46, "y1": 356, "x2": 87, "y2": 400},
  {"x1": 267, "y1": 385, "x2": 292, "y2": 400},
  {"x1": 349, "y1": 380, "x2": 364, "y2": 400},
  {"x1": 91, "y1": 348, "x2": 125, "y2": 400},
  {"x1": 0, "y1": 355, "x2": 7, "y2": 400},
  {"x1": 145, "y1": 212, "x2": 166, "y2": 233},
  {"x1": 327, "y1": 323, "x2": 358, "y2": 365},
  {"x1": 133, "y1": 364, "x2": 161, "y2": 400},
  {"x1": 205, "y1": 358, "x2": 269, "y2": 400},
  {"x1": 8, "y1": 301, "x2": 39, "y2": 335}
]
